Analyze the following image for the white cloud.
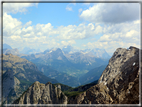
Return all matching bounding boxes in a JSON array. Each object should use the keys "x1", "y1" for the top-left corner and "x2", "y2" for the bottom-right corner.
[
  {"x1": 3, "y1": 13, "x2": 22, "y2": 37},
  {"x1": 61, "y1": 40, "x2": 76, "y2": 46},
  {"x1": 3, "y1": 3, "x2": 38, "y2": 14},
  {"x1": 66, "y1": 6, "x2": 73, "y2": 11},
  {"x1": 61, "y1": 41, "x2": 68, "y2": 46},
  {"x1": 125, "y1": 30, "x2": 139, "y2": 38},
  {"x1": 86, "y1": 40, "x2": 140, "y2": 55},
  {"x1": 68, "y1": 40, "x2": 76, "y2": 44},
  {"x1": 3, "y1": 12, "x2": 140, "y2": 53},
  {"x1": 84, "y1": 18, "x2": 140, "y2": 55},
  {"x1": 80, "y1": 3, "x2": 140, "y2": 24},
  {"x1": 10, "y1": 35, "x2": 21, "y2": 40},
  {"x1": 57, "y1": 23, "x2": 102, "y2": 40},
  {"x1": 24, "y1": 21, "x2": 32, "y2": 27}
]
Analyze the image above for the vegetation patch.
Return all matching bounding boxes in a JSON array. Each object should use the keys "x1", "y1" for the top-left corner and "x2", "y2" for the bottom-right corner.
[{"x1": 64, "y1": 91, "x2": 84, "y2": 98}]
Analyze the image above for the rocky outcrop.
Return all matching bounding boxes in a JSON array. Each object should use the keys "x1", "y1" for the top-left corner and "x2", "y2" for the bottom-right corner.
[
  {"x1": 2, "y1": 54, "x2": 58, "y2": 104},
  {"x1": 5, "y1": 46, "x2": 141, "y2": 104},
  {"x1": 68, "y1": 46, "x2": 140, "y2": 104},
  {"x1": 13, "y1": 81, "x2": 68, "y2": 104}
]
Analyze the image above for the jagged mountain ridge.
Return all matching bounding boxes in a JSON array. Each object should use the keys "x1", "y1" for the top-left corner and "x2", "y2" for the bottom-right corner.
[
  {"x1": 2, "y1": 54, "x2": 58, "y2": 104},
  {"x1": 68, "y1": 46, "x2": 140, "y2": 104},
  {"x1": 2, "y1": 44, "x2": 110, "y2": 80},
  {"x1": 13, "y1": 46, "x2": 140, "y2": 104},
  {"x1": 3, "y1": 43, "x2": 12, "y2": 49},
  {"x1": 80, "y1": 48, "x2": 110, "y2": 59},
  {"x1": 21, "y1": 47, "x2": 109, "y2": 78},
  {"x1": 20, "y1": 47, "x2": 41, "y2": 54},
  {"x1": 2, "y1": 47, "x2": 107, "y2": 87},
  {"x1": 13, "y1": 81, "x2": 68, "y2": 104}
]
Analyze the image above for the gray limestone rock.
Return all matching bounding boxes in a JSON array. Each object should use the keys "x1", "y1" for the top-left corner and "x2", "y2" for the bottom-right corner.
[
  {"x1": 68, "y1": 46, "x2": 140, "y2": 104},
  {"x1": 13, "y1": 81, "x2": 68, "y2": 104}
]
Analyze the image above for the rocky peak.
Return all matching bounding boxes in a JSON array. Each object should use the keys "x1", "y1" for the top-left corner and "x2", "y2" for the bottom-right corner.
[
  {"x1": 13, "y1": 81, "x2": 68, "y2": 104},
  {"x1": 68, "y1": 46, "x2": 140, "y2": 104},
  {"x1": 98, "y1": 46, "x2": 139, "y2": 84}
]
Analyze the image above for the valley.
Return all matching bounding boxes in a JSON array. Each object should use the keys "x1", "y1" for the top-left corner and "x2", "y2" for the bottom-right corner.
[
  {"x1": 3, "y1": 44, "x2": 109, "y2": 87},
  {"x1": 1, "y1": 44, "x2": 140, "y2": 104}
]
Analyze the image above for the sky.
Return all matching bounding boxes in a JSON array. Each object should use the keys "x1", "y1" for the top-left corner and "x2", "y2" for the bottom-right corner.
[{"x1": 2, "y1": 1, "x2": 141, "y2": 55}]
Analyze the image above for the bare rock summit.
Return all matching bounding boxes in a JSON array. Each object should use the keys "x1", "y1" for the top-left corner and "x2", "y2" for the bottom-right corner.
[
  {"x1": 13, "y1": 81, "x2": 68, "y2": 104},
  {"x1": 68, "y1": 46, "x2": 140, "y2": 104}
]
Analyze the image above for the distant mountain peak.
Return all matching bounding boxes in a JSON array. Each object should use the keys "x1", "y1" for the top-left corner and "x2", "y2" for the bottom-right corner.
[
  {"x1": 3, "y1": 43, "x2": 12, "y2": 49},
  {"x1": 80, "y1": 48, "x2": 110, "y2": 59},
  {"x1": 49, "y1": 48, "x2": 63, "y2": 54},
  {"x1": 62, "y1": 45, "x2": 74, "y2": 54}
]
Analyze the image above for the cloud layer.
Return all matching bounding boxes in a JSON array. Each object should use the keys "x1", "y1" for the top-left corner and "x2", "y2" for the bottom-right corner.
[
  {"x1": 80, "y1": 3, "x2": 140, "y2": 24},
  {"x1": 2, "y1": 3, "x2": 141, "y2": 54},
  {"x1": 3, "y1": 3, "x2": 38, "y2": 14}
]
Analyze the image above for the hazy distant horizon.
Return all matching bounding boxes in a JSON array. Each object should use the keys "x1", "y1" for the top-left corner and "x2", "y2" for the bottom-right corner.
[{"x1": 3, "y1": 2, "x2": 140, "y2": 56}]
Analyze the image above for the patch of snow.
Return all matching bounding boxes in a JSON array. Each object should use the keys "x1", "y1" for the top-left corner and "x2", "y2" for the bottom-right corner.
[
  {"x1": 128, "y1": 91, "x2": 130, "y2": 93},
  {"x1": 89, "y1": 62, "x2": 92, "y2": 65},
  {"x1": 57, "y1": 56, "x2": 62, "y2": 60},
  {"x1": 107, "y1": 87, "x2": 109, "y2": 90},
  {"x1": 52, "y1": 48, "x2": 58, "y2": 51},
  {"x1": 104, "y1": 82, "x2": 107, "y2": 85},
  {"x1": 133, "y1": 62, "x2": 136, "y2": 66},
  {"x1": 81, "y1": 51, "x2": 88, "y2": 54},
  {"x1": 49, "y1": 50, "x2": 52, "y2": 53},
  {"x1": 69, "y1": 51, "x2": 73, "y2": 54}
]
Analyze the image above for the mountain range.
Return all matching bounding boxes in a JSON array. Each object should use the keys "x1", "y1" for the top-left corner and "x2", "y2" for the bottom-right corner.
[
  {"x1": 3, "y1": 43, "x2": 12, "y2": 50},
  {"x1": 2, "y1": 44, "x2": 110, "y2": 87},
  {"x1": 21, "y1": 47, "x2": 109, "y2": 78},
  {"x1": 12, "y1": 46, "x2": 140, "y2": 104},
  {"x1": 2, "y1": 43, "x2": 140, "y2": 104}
]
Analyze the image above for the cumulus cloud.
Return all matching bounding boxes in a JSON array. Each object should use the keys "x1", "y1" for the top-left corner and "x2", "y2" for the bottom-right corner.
[
  {"x1": 3, "y1": 13, "x2": 22, "y2": 37},
  {"x1": 80, "y1": 3, "x2": 140, "y2": 24},
  {"x1": 24, "y1": 21, "x2": 32, "y2": 27},
  {"x1": 3, "y1": 3, "x2": 38, "y2": 14},
  {"x1": 84, "y1": 18, "x2": 140, "y2": 54},
  {"x1": 57, "y1": 23, "x2": 102, "y2": 40},
  {"x1": 61, "y1": 40, "x2": 76, "y2": 46},
  {"x1": 3, "y1": 11, "x2": 140, "y2": 53}
]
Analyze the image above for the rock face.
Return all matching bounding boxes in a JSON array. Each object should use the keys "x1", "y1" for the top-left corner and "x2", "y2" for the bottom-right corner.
[
  {"x1": 9, "y1": 46, "x2": 141, "y2": 104},
  {"x1": 13, "y1": 81, "x2": 68, "y2": 104},
  {"x1": 2, "y1": 54, "x2": 58, "y2": 104},
  {"x1": 68, "y1": 46, "x2": 140, "y2": 104}
]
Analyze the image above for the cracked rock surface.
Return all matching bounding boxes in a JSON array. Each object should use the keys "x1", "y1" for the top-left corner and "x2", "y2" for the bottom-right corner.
[
  {"x1": 68, "y1": 46, "x2": 140, "y2": 104},
  {"x1": 13, "y1": 81, "x2": 68, "y2": 104}
]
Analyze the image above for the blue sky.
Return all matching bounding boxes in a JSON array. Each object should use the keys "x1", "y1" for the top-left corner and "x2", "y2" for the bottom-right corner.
[{"x1": 3, "y1": 2, "x2": 140, "y2": 55}]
